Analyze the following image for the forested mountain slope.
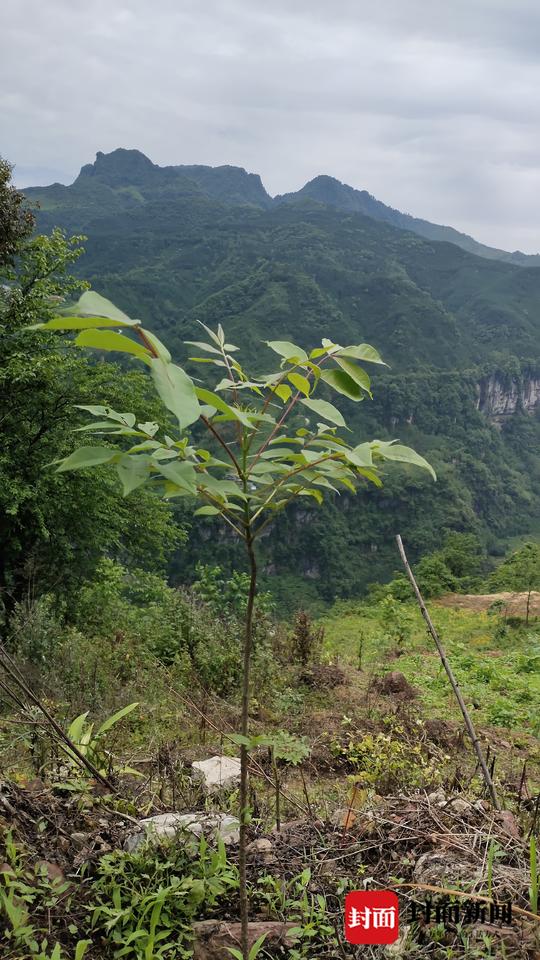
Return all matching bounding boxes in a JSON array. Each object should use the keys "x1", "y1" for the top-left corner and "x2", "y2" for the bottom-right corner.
[{"x1": 24, "y1": 149, "x2": 540, "y2": 604}]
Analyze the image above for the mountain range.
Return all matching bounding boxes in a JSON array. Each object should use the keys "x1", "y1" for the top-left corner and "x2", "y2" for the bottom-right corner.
[{"x1": 23, "y1": 149, "x2": 540, "y2": 604}]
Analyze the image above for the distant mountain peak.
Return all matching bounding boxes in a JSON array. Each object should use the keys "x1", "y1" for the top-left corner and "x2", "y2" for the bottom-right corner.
[{"x1": 77, "y1": 148, "x2": 156, "y2": 186}]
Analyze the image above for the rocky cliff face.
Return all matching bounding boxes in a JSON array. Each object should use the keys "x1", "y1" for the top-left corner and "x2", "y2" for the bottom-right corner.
[{"x1": 476, "y1": 373, "x2": 540, "y2": 422}]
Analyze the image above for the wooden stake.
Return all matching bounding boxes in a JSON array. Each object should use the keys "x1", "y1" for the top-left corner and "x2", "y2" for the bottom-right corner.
[{"x1": 396, "y1": 535, "x2": 500, "y2": 811}]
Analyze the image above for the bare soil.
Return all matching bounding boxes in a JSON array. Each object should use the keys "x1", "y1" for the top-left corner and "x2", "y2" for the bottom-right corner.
[{"x1": 437, "y1": 591, "x2": 540, "y2": 617}]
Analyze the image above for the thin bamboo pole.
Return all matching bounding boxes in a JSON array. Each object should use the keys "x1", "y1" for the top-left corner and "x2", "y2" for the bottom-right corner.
[{"x1": 396, "y1": 535, "x2": 500, "y2": 811}]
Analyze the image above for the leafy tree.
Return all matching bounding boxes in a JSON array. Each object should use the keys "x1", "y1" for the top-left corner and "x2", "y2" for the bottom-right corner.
[
  {"x1": 489, "y1": 542, "x2": 540, "y2": 624},
  {"x1": 35, "y1": 291, "x2": 434, "y2": 958},
  {"x1": 0, "y1": 166, "x2": 180, "y2": 620},
  {"x1": 0, "y1": 157, "x2": 34, "y2": 265}
]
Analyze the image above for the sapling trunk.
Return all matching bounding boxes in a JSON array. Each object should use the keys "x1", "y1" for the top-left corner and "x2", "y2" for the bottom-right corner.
[
  {"x1": 272, "y1": 747, "x2": 281, "y2": 832},
  {"x1": 239, "y1": 528, "x2": 257, "y2": 960}
]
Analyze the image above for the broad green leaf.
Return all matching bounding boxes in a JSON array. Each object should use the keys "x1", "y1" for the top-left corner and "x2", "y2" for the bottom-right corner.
[
  {"x1": 75, "y1": 329, "x2": 151, "y2": 362},
  {"x1": 116, "y1": 455, "x2": 152, "y2": 495},
  {"x1": 300, "y1": 397, "x2": 346, "y2": 427},
  {"x1": 357, "y1": 466, "x2": 383, "y2": 487},
  {"x1": 97, "y1": 702, "x2": 139, "y2": 736},
  {"x1": 345, "y1": 448, "x2": 373, "y2": 469},
  {"x1": 74, "y1": 421, "x2": 126, "y2": 432},
  {"x1": 195, "y1": 387, "x2": 254, "y2": 429},
  {"x1": 30, "y1": 315, "x2": 135, "y2": 331},
  {"x1": 76, "y1": 405, "x2": 136, "y2": 426},
  {"x1": 272, "y1": 383, "x2": 292, "y2": 403},
  {"x1": 288, "y1": 372, "x2": 311, "y2": 396},
  {"x1": 350, "y1": 442, "x2": 373, "y2": 466},
  {"x1": 67, "y1": 712, "x2": 89, "y2": 742},
  {"x1": 194, "y1": 505, "x2": 221, "y2": 516},
  {"x1": 337, "y1": 343, "x2": 386, "y2": 364},
  {"x1": 320, "y1": 368, "x2": 363, "y2": 401},
  {"x1": 266, "y1": 340, "x2": 308, "y2": 363},
  {"x1": 297, "y1": 488, "x2": 324, "y2": 504},
  {"x1": 335, "y1": 357, "x2": 372, "y2": 394},
  {"x1": 142, "y1": 330, "x2": 172, "y2": 362},
  {"x1": 73, "y1": 290, "x2": 134, "y2": 323},
  {"x1": 151, "y1": 358, "x2": 200, "y2": 430},
  {"x1": 198, "y1": 475, "x2": 247, "y2": 501},
  {"x1": 158, "y1": 460, "x2": 197, "y2": 494},
  {"x1": 55, "y1": 446, "x2": 117, "y2": 472},
  {"x1": 373, "y1": 441, "x2": 436, "y2": 480},
  {"x1": 137, "y1": 422, "x2": 159, "y2": 437},
  {"x1": 34, "y1": 292, "x2": 138, "y2": 328}
]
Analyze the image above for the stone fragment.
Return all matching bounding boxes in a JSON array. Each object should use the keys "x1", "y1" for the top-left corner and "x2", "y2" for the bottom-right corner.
[
  {"x1": 246, "y1": 837, "x2": 276, "y2": 864},
  {"x1": 192, "y1": 920, "x2": 298, "y2": 960},
  {"x1": 35, "y1": 860, "x2": 65, "y2": 883},
  {"x1": 426, "y1": 788, "x2": 446, "y2": 806},
  {"x1": 124, "y1": 811, "x2": 240, "y2": 852},
  {"x1": 450, "y1": 797, "x2": 471, "y2": 815},
  {"x1": 497, "y1": 809, "x2": 521, "y2": 839},
  {"x1": 191, "y1": 756, "x2": 241, "y2": 793}
]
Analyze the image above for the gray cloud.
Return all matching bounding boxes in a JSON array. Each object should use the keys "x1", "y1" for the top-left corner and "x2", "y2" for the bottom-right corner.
[{"x1": 2, "y1": 0, "x2": 540, "y2": 252}]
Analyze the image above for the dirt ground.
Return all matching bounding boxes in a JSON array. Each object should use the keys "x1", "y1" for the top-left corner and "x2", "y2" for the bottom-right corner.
[{"x1": 437, "y1": 591, "x2": 540, "y2": 617}]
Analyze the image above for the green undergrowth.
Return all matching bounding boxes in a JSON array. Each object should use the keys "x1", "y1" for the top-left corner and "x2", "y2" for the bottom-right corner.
[{"x1": 321, "y1": 600, "x2": 540, "y2": 741}]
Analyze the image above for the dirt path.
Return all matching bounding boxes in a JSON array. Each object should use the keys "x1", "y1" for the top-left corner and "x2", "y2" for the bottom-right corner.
[{"x1": 437, "y1": 590, "x2": 540, "y2": 617}]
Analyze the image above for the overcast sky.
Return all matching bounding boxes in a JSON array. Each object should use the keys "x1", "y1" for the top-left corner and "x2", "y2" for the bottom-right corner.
[{"x1": 3, "y1": 0, "x2": 540, "y2": 252}]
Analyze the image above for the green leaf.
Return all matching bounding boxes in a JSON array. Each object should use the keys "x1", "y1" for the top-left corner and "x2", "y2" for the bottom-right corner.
[
  {"x1": 288, "y1": 372, "x2": 311, "y2": 396},
  {"x1": 158, "y1": 460, "x2": 198, "y2": 494},
  {"x1": 320, "y1": 368, "x2": 363, "y2": 401},
  {"x1": 76, "y1": 405, "x2": 136, "y2": 426},
  {"x1": 74, "y1": 291, "x2": 135, "y2": 323},
  {"x1": 35, "y1": 292, "x2": 138, "y2": 328},
  {"x1": 266, "y1": 340, "x2": 308, "y2": 363},
  {"x1": 137, "y1": 422, "x2": 159, "y2": 437},
  {"x1": 300, "y1": 397, "x2": 346, "y2": 427},
  {"x1": 97, "y1": 702, "x2": 139, "y2": 737},
  {"x1": 142, "y1": 330, "x2": 171, "y2": 362},
  {"x1": 75, "y1": 329, "x2": 151, "y2": 362},
  {"x1": 151, "y1": 358, "x2": 200, "y2": 430},
  {"x1": 334, "y1": 357, "x2": 372, "y2": 394},
  {"x1": 67, "y1": 712, "x2": 89, "y2": 743},
  {"x1": 185, "y1": 341, "x2": 223, "y2": 356},
  {"x1": 194, "y1": 506, "x2": 221, "y2": 516},
  {"x1": 55, "y1": 446, "x2": 117, "y2": 472},
  {"x1": 249, "y1": 933, "x2": 268, "y2": 960},
  {"x1": 337, "y1": 343, "x2": 386, "y2": 364},
  {"x1": 272, "y1": 383, "x2": 292, "y2": 402},
  {"x1": 373, "y1": 441, "x2": 436, "y2": 480},
  {"x1": 116, "y1": 455, "x2": 152, "y2": 495},
  {"x1": 195, "y1": 387, "x2": 254, "y2": 429}
]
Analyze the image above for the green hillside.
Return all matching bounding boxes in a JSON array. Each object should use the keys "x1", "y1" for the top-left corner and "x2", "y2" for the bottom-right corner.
[{"x1": 24, "y1": 149, "x2": 540, "y2": 603}]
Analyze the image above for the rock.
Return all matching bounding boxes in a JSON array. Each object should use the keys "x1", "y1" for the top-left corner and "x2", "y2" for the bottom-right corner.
[
  {"x1": 124, "y1": 812, "x2": 240, "y2": 853},
  {"x1": 331, "y1": 807, "x2": 356, "y2": 828},
  {"x1": 191, "y1": 756, "x2": 241, "y2": 793},
  {"x1": 427, "y1": 788, "x2": 447, "y2": 806},
  {"x1": 497, "y1": 810, "x2": 521, "y2": 839},
  {"x1": 246, "y1": 838, "x2": 276, "y2": 864},
  {"x1": 414, "y1": 851, "x2": 477, "y2": 886},
  {"x1": 450, "y1": 797, "x2": 471, "y2": 815},
  {"x1": 70, "y1": 832, "x2": 89, "y2": 847},
  {"x1": 192, "y1": 920, "x2": 298, "y2": 959},
  {"x1": 385, "y1": 925, "x2": 410, "y2": 956},
  {"x1": 35, "y1": 861, "x2": 65, "y2": 883}
]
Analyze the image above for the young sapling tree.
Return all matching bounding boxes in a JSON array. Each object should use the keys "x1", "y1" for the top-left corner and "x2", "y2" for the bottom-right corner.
[{"x1": 33, "y1": 291, "x2": 435, "y2": 959}]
